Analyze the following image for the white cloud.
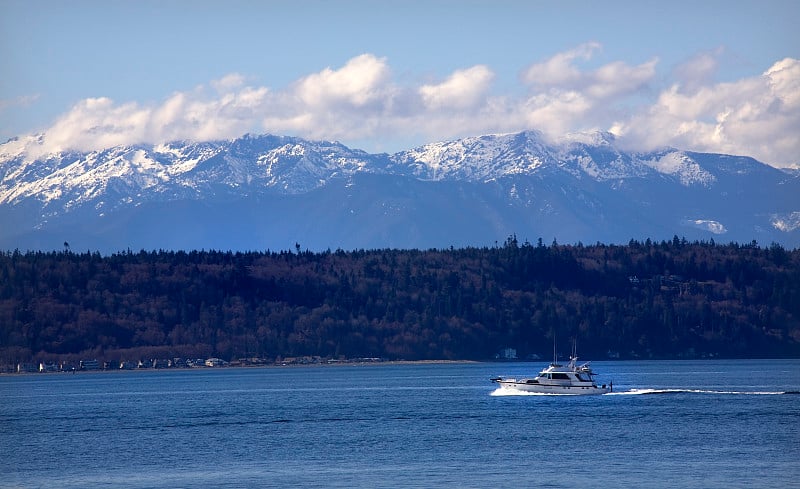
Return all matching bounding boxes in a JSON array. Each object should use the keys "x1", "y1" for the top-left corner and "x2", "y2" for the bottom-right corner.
[
  {"x1": 40, "y1": 97, "x2": 151, "y2": 154},
  {"x1": 520, "y1": 41, "x2": 657, "y2": 100},
  {"x1": 515, "y1": 45, "x2": 658, "y2": 140},
  {"x1": 616, "y1": 57, "x2": 800, "y2": 167},
  {"x1": 521, "y1": 42, "x2": 601, "y2": 87},
  {"x1": 7, "y1": 47, "x2": 799, "y2": 168},
  {"x1": 586, "y1": 59, "x2": 658, "y2": 99},
  {"x1": 672, "y1": 49, "x2": 723, "y2": 93},
  {"x1": 0, "y1": 93, "x2": 40, "y2": 111},
  {"x1": 294, "y1": 54, "x2": 392, "y2": 109},
  {"x1": 520, "y1": 90, "x2": 593, "y2": 137},
  {"x1": 211, "y1": 73, "x2": 247, "y2": 93},
  {"x1": 419, "y1": 65, "x2": 494, "y2": 110}
]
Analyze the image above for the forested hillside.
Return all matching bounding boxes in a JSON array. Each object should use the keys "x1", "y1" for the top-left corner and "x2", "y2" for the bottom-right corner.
[{"x1": 2, "y1": 237, "x2": 799, "y2": 368}]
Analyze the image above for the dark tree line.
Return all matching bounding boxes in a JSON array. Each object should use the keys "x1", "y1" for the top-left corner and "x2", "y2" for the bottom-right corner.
[{"x1": 1, "y1": 236, "x2": 799, "y2": 366}]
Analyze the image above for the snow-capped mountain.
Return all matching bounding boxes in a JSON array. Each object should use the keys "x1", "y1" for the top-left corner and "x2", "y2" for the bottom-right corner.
[
  {"x1": 390, "y1": 130, "x2": 717, "y2": 185},
  {"x1": 1, "y1": 131, "x2": 797, "y2": 252},
  {"x1": 0, "y1": 134, "x2": 387, "y2": 211}
]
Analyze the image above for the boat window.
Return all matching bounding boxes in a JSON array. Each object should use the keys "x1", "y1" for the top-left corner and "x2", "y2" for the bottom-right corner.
[{"x1": 551, "y1": 373, "x2": 570, "y2": 380}]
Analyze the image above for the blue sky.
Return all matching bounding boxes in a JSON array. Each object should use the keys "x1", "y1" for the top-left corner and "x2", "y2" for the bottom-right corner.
[{"x1": 1, "y1": 0, "x2": 798, "y2": 166}]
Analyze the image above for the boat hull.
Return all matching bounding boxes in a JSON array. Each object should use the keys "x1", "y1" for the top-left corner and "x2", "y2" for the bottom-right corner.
[{"x1": 493, "y1": 380, "x2": 611, "y2": 395}]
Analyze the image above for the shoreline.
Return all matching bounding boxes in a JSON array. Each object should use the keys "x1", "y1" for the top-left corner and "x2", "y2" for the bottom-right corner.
[
  {"x1": 3, "y1": 357, "x2": 799, "y2": 377},
  {"x1": 0, "y1": 359, "x2": 481, "y2": 376}
]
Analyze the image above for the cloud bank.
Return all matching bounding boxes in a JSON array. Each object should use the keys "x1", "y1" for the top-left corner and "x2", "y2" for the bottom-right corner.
[{"x1": 6, "y1": 45, "x2": 799, "y2": 168}]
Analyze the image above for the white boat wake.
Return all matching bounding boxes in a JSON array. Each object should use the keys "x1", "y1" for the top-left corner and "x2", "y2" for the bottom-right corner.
[
  {"x1": 605, "y1": 388, "x2": 789, "y2": 396},
  {"x1": 491, "y1": 388, "x2": 796, "y2": 396}
]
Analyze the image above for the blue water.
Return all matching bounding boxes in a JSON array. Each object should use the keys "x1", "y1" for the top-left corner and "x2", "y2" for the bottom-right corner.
[{"x1": 2, "y1": 360, "x2": 799, "y2": 488}]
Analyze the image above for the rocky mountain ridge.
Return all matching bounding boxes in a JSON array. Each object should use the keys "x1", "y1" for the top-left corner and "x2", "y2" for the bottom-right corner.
[{"x1": 1, "y1": 131, "x2": 797, "y2": 252}]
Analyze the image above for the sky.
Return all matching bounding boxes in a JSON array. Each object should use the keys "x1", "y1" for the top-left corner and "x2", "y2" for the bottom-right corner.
[{"x1": 1, "y1": 0, "x2": 798, "y2": 167}]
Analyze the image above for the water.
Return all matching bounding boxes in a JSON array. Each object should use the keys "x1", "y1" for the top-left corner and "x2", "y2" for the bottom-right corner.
[{"x1": 2, "y1": 360, "x2": 798, "y2": 488}]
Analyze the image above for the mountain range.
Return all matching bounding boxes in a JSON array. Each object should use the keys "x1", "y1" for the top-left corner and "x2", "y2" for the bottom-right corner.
[{"x1": 1, "y1": 130, "x2": 798, "y2": 252}]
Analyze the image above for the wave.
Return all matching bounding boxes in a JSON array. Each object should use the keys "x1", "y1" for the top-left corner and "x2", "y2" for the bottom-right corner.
[
  {"x1": 490, "y1": 388, "x2": 795, "y2": 396},
  {"x1": 607, "y1": 388, "x2": 790, "y2": 396}
]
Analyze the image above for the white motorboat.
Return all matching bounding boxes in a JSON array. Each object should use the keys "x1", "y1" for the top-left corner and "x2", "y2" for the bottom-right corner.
[{"x1": 491, "y1": 351, "x2": 611, "y2": 395}]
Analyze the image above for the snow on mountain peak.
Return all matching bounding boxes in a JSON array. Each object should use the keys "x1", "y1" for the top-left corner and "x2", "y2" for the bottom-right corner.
[
  {"x1": 0, "y1": 129, "x2": 783, "y2": 222},
  {"x1": 684, "y1": 219, "x2": 728, "y2": 235},
  {"x1": 1, "y1": 129, "x2": 798, "y2": 251},
  {"x1": 391, "y1": 131, "x2": 552, "y2": 181},
  {"x1": 0, "y1": 130, "x2": 726, "y2": 211},
  {"x1": 557, "y1": 130, "x2": 617, "y2": 147},
  {"x1": 644, "y1": 151, "x2": 716, "y2": 187},
  {"x1": 771, "y1": 211, "x2": 800, "y2": 232}
]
